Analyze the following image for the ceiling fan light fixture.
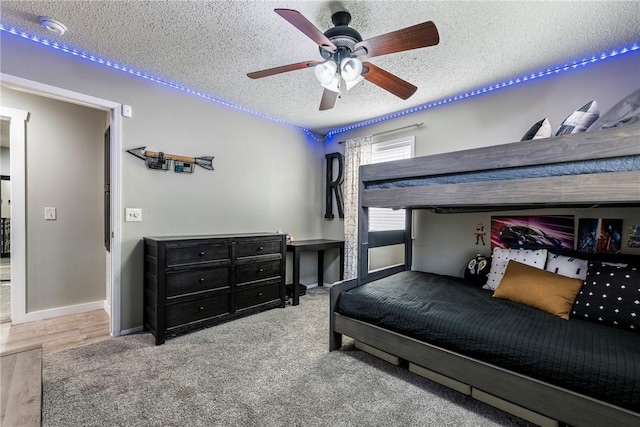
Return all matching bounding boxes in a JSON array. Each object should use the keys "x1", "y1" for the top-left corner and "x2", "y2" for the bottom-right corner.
[
  {"x1": 344, "y1": 75, "x2": 364, "y2": 91},
  {"x1": 321, "y1": 73, "x2": 340, "y2": 93},
  {"x1": 314, "y1": 61, "x2": 338, "y2": 85},
  {"x1": 340, "y1": 57, "x2": 363, "y2": 82}
]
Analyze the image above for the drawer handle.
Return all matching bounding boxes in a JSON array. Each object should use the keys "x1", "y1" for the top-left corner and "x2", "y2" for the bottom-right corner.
[
  {"x1": 258, "y1": 268, "x2": 264, "y2": 273},
  {"x1": 199, "y1": 251, "x2": 205, "y2": 257},
  {"x1": 199, "y1": 306, "x2": 204, "y2": 311},
  {"x1": 258, "y1": 292, "x2": 263, "y2": 297},
  {"x1": 258, "y1": 246, "x2": 264, "y2": 251},
  {"x1": 199, "y1": 277, "x2": 206, "y2": 282}
]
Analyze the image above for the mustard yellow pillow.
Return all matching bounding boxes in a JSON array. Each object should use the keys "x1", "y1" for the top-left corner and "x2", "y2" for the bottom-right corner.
[{"x1": 493, "y1": 260, "x2": 583, "y2": 320}]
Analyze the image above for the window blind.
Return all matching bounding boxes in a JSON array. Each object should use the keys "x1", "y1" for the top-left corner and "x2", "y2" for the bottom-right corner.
[{"x1": 369, "y1": 136, "x2": 414, "y2": 231}]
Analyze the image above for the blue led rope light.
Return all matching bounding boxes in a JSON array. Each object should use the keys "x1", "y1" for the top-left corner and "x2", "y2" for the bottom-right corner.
[
  {"x1": 2, "y1": 22, "x2": 637, "y2": 142},
  {"x1": 0, "y1": 22, "x2": 325, "y2": 142},
  {"x1": 325, "y1": 43, "x2": 640, "y2": 138}
]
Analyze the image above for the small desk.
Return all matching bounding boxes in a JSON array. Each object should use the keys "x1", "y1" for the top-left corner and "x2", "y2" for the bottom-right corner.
[{"x1": 287, "y1": 239, "x2": 344, "y2": 306}]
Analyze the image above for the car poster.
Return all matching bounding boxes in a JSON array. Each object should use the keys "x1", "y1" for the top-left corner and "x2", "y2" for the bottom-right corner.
[{"x1": 490, "y1": 215, "x2": 575, "y2": 250}]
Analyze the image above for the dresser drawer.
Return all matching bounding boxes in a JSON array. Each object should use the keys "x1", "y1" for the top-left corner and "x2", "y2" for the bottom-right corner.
[
  {"x1": 236, "y1": 282, "x2": 281, "y2": 310},
  {"x1": 166, "y1": 242, "x2": 230, "y2": 267},
  {"x1": 236, "y1": 259, "x2": 281, "y2": 284},
  {"x1": 166, "y1": 266, "x2": 230, "y2": 297},
  {"x1": 166, "y1": 293, "x2": 231, "y2": 328},
  {"x1": 236, "y1": 240, "x2": 281, "y2": 258}
]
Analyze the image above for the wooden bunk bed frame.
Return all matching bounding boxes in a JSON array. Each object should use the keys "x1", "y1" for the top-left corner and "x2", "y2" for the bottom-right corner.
[{"x1": 329, "y1": 124, "x2": 640, "y2": 427}]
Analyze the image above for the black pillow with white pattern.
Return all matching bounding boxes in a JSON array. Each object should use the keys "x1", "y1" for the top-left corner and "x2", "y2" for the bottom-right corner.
[{"x1": 571, "y1": 261, "x2": 640, "y2": 332}]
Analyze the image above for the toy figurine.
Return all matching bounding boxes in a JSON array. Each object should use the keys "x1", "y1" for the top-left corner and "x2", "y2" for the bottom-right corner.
[{"x1": 474, "y1": 223, "x2": 486, "y2": 245}]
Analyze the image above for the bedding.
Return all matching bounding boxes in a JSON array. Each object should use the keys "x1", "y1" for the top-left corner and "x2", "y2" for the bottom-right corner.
[
  {"x1": 572, "y1": 261, "x2": 640, "y2": 331},
  {"x1": 336, "y1": 270, "x2": 640, "y2": 412},
  {"x1": 492, "y1": 260, "x2": 583, "y2": 319},
  {"x1": 484, "y1": 247, "x2": 547, "y2": 291},
  {"x1": 555, "y1": 100, "x2": 599, "y2": 135},
  {"x1": 521, "y1": 117, "x2": 551, "y2": 141}
]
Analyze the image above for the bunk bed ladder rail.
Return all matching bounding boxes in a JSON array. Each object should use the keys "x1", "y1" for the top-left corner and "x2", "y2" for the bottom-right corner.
[{"x1": 358, "y1": 181, "x2": 413, "y2": 285}]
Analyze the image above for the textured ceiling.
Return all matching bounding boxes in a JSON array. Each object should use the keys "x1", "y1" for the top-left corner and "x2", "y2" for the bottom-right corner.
[{"x1": 1, "y1": 1, "x2": 639, "y2": 134}]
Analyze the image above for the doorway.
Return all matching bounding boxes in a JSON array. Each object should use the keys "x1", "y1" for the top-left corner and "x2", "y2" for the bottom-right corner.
[
  {"x1": 0, "y1": 126, "x2": 10, "y2": 322},
  {"x1": 0, "y1": 73, "x2": 122, "y2": 336}
]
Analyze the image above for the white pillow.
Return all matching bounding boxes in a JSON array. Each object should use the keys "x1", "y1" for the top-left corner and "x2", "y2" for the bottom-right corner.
[
  {"x1": 555, "y1": 100, "x2": 599, "y2": 135},
  {"x1": 484, "y1": 248, "x2": 548, "y2": 291},
  {"x1": 545, "y1": 253, "x2": 589, "y2": 280}
]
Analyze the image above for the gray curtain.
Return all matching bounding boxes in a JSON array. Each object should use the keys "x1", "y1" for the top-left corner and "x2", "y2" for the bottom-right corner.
[{"x1": 343, "y1": 135, "x2": 372, "y2": 279}]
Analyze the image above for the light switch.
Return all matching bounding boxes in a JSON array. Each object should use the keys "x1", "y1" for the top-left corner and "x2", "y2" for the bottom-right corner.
[
  {"x1": 126, "y1": 208, "x2": 142, "y2": 222},
  {"x1": 45, "y1": 207, "x2": 57, "y2": 220}
]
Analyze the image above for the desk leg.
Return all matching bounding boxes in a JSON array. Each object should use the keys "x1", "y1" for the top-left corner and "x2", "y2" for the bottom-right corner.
[
  {"x1": 339, "y1": 244, "x2": 345, "y2": 280},
  {"x1": 293, "y1": 249, "x2": 300, "y2": 306},
  {"x1": 318, "y1": 250, "x2": 324, "y2": 287}
]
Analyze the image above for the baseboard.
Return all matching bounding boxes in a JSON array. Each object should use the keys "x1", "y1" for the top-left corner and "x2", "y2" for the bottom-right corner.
[
  {"x1": 103, "y1": 300, "x2": 111, "y2": 314},
  {"x1": 119, "y1": 326, "x2": 144, "y2": 335},
  {"x1": 302, "y1": 283, "x2": 334, "y2": 289},
  {"x1": 19, "y1": 300, "x2": 106, "y2": 324}
]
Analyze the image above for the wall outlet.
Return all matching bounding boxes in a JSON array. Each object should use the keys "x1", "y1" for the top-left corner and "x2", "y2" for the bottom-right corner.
[
  {"x1": 125, "y1": 208, "x2": 142, "y2": 222},
  {"x1": 45, "y1": 207, "x2": 57, "y2": 220}
]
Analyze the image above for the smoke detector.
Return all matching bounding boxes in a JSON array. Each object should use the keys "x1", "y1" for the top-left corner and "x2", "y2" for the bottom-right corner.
[{"x1": 39, "y1": 16, "x2": 67, "y2": 35}]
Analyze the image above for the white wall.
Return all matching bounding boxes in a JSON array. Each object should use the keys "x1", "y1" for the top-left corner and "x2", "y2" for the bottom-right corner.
[
  {"x1": 322, "y1": 52, "x2": 640, "y2": 278},
  {"x1": 2, "y1": 88, "x2": 107, "y2": 311},
  {"x1": 1, "y1": 33, "x2": 325, "y2": 330}
]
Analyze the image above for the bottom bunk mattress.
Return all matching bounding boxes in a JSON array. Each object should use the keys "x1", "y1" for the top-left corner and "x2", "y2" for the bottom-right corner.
[{"x1": 336, "y1": 271, "x2": 640, "y2": 412}]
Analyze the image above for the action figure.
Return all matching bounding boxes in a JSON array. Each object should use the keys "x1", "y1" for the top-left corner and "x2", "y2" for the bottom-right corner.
[{"x1": 474, "y1": 223, "x2": 486, "y2": 245}]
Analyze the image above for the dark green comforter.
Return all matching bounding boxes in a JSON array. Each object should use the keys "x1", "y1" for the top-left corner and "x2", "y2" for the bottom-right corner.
[{"x1": 337, "y1": 271, "x2": 640, "y2": 412}]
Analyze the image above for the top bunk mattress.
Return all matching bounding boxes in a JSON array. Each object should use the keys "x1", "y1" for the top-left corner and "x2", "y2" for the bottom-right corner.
[
  {"x1": 336, "y1": 271, "x2": 640, "y2": 412},
  {"x1": 367, "y1": 155, "x2": 640, "y2": 189}
]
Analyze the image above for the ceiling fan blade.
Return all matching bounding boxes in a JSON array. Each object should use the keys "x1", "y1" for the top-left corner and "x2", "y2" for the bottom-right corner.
[
  {"x1": 247, "y1": 60, "x2": 319, "y2": 79},
  {"x1": 319, "y1": 88, "x2": 338, "y2": 111},
  {"x1": 355, "y1": 21, "x2": 439, "y2": 60},
  {"x1": 362, "y1": 62, "x2": 417, "y2": 100},
  {"x1": 275, "y1": 9, "x2": 337, "y2": 50}
]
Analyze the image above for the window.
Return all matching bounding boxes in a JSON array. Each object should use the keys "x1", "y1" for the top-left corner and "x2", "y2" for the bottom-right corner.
[{"x1": 368, "y1": 136, "x2": 414, "y2": 231}]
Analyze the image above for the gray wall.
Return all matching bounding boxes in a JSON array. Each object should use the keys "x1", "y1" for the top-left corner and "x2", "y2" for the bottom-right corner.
[
  {"x1": 414, "y1": 207, "x2": 640, "y2": 278},
  {"x1": 2, "y1": 88, "x2": 107, "y2": 311},
  {"x1": 1, "y1": 33, "x2": 325, "y2": 330},
  {"x1": 0, "y1": 146, "x2": 9, "y2": 175},
  {"x1": 322, "y1": 52, "x2": 640, "y2": 278}
]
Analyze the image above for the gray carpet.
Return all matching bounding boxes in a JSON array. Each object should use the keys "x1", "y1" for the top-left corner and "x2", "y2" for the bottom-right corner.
[{"x1": 43, "y1": 288, "x2": 533, "y2": 426}]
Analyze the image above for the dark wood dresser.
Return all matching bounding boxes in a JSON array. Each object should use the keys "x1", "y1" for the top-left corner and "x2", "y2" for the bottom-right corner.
[{"x1": 144, "y1": 233, "x2": 286, "y2": 345}]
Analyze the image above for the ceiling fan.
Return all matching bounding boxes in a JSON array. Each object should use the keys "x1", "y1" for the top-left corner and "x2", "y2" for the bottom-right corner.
[{"x1": 247, "y1": 9, "x2": 440, "y2": 111}]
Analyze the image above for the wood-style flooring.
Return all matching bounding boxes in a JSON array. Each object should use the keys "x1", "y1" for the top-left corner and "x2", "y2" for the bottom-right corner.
[{"x1": 0, "y1": 309, "x2": 111, "y2": 355}]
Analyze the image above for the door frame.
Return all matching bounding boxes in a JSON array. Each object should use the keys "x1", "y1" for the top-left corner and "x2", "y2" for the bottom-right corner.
[{"x1": 0, "y1": 73, "x2": 123, "y2": 336}]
